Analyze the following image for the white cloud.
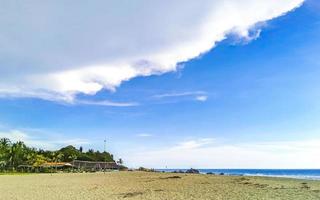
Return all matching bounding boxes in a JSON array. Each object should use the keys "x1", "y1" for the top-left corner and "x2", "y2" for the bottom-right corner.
[
  {"x1": 0, "y1": 129, "x2": 89, "y2": 150},
  {"x1": 124, "y1": 138, "x2": 320, "y2": 169},
  {"x1": 0, "y1": 0, "x2": 304, "y2": 101},
  {"x1": 136, "y1": 133, "x2": 153, "y2": 137},
  {"x1": 195, "y1": 95, "x2": 208, "y2": 102},
  {"x1": 0, "y1": 130, "x2": 29, "y2": 142},
  {"x1": 174, "y1": 138, "x2": 215, "y2": 150}
]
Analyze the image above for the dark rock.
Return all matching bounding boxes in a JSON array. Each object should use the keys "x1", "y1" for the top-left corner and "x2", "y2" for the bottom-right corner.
[
  {"x1": 172, "y1": 170, "x2": 184, "y2": 173},
  {"x1": 186, "y1": 168, "x2": 200, "y2": 174}
]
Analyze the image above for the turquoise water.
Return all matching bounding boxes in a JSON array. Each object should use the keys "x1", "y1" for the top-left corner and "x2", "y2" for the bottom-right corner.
[{"x1": 159, "y1": 169, "x2": 320, "y2": 180}]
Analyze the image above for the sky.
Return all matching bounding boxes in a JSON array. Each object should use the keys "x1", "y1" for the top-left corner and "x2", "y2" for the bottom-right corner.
[{"x1": 0, "y1": 0, "x2": 320, "y2": 169}]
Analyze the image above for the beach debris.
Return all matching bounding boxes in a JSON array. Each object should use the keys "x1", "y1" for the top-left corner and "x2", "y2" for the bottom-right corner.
[
  {"x1": 206, "y1": 172, "x2": 215, "y2": 175},
  {"x1": 160, "y1": 175, "x2": 182, "y2": 179},
  {"x1": 122, "y1": 192, "x2": 143, "y2": 198},
  {"x1": 238, "y1": 181, "x2": 269, "y2": 188},
  {"x1": 236, "y1": 177, "x2": 250, "y2": 182},
  {"x1": 301, "y1": 182, "x2": 311, "y2": 190},
  {"x1": 253, "y1": 183, "x2": 268, "y2": 188},
  {"x1": 235, "y1": 177, "x2": 269, "y2": 189}
]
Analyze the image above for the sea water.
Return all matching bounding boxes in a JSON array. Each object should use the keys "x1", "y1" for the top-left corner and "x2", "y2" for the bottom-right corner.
[{"x1": 159, "y1": 169, "x2": 320, "y2": 180}]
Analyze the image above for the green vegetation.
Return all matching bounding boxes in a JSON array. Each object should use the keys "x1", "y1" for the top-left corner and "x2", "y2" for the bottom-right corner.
[{"x1": 0, "y1": 138, "x2": 115, "y2": 172}]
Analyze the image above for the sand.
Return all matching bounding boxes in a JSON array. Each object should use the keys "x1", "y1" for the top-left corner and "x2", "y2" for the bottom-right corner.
[{"x1": 0, "y1": 171, "x2": 320, "y2": 200}]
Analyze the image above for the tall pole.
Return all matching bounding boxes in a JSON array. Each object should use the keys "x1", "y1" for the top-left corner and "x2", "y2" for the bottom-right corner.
[{"x1": 104, "y1": 139, "x2": 106, "y2": 173}]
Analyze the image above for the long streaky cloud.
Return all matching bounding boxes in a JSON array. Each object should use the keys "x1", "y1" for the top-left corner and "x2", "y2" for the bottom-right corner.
[
  {"x1": 0, "y1": 0, "x2": 305, "y2": 101},
  {"x1": 152, "y1": 91, "x2": 207, "y2": 98},
  {"x1": 75, "y1": 100, "x2": 139, "y2": 107}
]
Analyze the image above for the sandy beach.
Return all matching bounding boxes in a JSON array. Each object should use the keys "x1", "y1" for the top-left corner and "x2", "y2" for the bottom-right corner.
[{"x1": 0, "y1": 172, "x2": 320, "y2": 200}]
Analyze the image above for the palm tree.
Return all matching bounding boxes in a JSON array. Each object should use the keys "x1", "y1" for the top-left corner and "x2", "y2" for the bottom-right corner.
[
  {"x1": 51, "y1": 152, "x2": 63, "y2": 172},
  {"x1": 0, "y1": 138, "x2": 11, "y2": 147},
  {"x1": 26, "y1": 147, "x2": 38, "y2": 165},
  {"x1": 9, "y1": 141, "x2": 28, "y2": 171},
  {"x1": 0, "y1": 138, "x2": 11, "y2": 170}
]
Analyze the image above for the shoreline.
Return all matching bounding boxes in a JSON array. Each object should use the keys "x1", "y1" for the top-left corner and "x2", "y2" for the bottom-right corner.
[
  {"x1": 157, "y1": 169, "x2": 320, "y2": 181},
  {"x1": 1, "y1": 170, "x2": 320, "y2": 181}
]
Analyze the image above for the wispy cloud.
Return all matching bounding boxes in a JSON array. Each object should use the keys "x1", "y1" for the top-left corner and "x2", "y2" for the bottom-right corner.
[
  {"x1": 153, "y1": 91, "x2": 206, "y2": 99},
  {"x1": 75, "y1": 99, "x2": 139, "y2": 107},
  {"x1": 172, "y1": 138, "x2": 214, "y2": 150},
  {"x1": 0, "y1": 91, "x2": 140, "y2": 107},
  {"x1": 136, "y1": 133, "x2": 153, "y2": 137},
  {"x1": 195, "y1": 95, "x2": 208, "y2": 102},
  {"x1": 152, "y1": 91, "x2": 208, "y2": 103}
]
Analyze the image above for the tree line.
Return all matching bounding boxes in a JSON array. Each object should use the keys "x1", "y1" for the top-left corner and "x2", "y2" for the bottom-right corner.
[{"x1": 0, "y1": 138, "x2": 116, "y2": 172}]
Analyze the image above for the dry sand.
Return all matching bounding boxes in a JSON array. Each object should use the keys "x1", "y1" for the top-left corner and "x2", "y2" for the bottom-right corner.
[{"x1": 0, "y1": 171, "x2": 320, "y2": 200}]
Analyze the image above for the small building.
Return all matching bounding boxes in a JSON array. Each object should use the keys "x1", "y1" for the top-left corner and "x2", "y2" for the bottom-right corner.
[{"x1": 72, "y1": 160, "x2": 119, "y2": 171}]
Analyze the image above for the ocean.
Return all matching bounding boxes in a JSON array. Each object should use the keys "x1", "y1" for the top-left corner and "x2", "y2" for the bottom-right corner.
[{"x1": 158, "y1": 169, "x2": 320, "y2": 180}]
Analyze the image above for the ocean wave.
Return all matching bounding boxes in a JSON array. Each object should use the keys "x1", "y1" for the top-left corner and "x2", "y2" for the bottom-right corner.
[{"x1": 242, "y1": 173, "x2": 320, "y2": 180}]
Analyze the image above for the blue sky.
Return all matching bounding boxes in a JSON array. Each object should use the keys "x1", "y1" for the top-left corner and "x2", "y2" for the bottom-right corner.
[{"x1": 0, "y1": 0, "x2": 319, "y2": 168}]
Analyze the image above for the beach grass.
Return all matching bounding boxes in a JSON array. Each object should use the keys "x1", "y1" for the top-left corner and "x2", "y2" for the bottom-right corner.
[
  {"x1": 0, "y1": 172, "x2": 31, "y2": 176},
  {"x1": 0, "y1": 171, "x2": 319, "y2": 200}
]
